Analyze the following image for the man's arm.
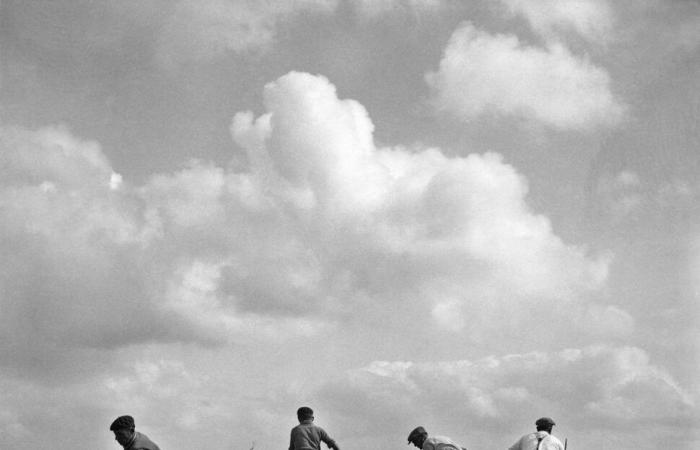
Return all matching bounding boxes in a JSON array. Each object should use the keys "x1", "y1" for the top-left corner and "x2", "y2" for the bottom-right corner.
[
  {"x1": 551, "y1": 435, "x2": 565, "y2": 450},
  {"x1": 318, "y1": 427, "x2": 339, "y2": 450},
  {"x1": 507, "y1": 436, "x2": 522, "y2": 450}
]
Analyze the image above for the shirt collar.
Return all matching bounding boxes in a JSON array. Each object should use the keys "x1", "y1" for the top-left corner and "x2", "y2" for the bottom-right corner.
[{"x1": 124, "y1": 431, "x2": 138, "y2": 450}]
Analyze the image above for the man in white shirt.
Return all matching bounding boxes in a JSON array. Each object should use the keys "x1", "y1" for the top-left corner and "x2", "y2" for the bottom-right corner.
[
  {"x1": 109, "y1": 415, "x2": 161, "y2": 450},
  {"x1": 407, "y1": 426, "x2": 466, "y2": 450},
  {"x1": 508, "y1": 417, "x2": 564, "y2": 450}
]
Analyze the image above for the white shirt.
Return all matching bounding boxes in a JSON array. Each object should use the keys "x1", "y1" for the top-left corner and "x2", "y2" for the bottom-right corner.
[
  {"x1": 423, "y1": 435, "x2": 465, "y2": 450},
  {"x1": 508, "y1": 431, "x2": 564, "y2": 450}
]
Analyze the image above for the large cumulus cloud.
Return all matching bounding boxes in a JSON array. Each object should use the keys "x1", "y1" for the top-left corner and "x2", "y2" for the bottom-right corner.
[
  {"x1": 0, "y1": 72, "x2": 619, "y2": 380},
  {"x1": 231, "y1": 72, "x2": 618, "y2": 342}
]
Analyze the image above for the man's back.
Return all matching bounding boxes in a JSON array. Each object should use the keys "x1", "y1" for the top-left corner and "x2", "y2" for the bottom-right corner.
[
  {"x1": 423, "y1": 435, "x2": 464, "y2": 450},
  {"x1": 289, "y1": 421, "x2": 337, "y2": 450},
  {"x1": 126, "y1": 431, "x2": 161, "y2": 450},
  {"x1": 508, "y1": 431, "x2": 563, "y2": 450}
]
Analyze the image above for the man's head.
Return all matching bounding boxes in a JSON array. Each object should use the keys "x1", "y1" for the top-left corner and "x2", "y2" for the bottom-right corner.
[
  {"x1": 407, "y1": 426, "x2": 428, "y2": 448},
  {"x1": 297, "y1": 406, "x2": 314, "y2": 422},
  {"x1": 535, "y1": 417, "x2": 555, "y2": 433},
  {"x1": 110, "y1": 415, "x2": 135, "y2": 447}
]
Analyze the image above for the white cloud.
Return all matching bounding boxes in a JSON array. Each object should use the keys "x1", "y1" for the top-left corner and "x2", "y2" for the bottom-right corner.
[
  {"x1": 0, "y1": 125, "x2": 321, "y2": 378},
  {"x1": 0, "y1": 353, "x2": 239, "y2": 448},
  {"x1": 0, "y1": 72, "x2": 618, "y2": 382},
  {"x1": 0, "y1": 128, "x2": 202, "y2": 368},
  {"x1": 320, "y1": 346, "x2": 696, "y2": 449},
  {"x1": 426, "y1": 22, "x2": 625, "y2": 129},
  {"x1": 0, "y1": 125, "x2": 115, "y2": 189},
  {"x1": 230, "y1": 71, "x2": 617, "y2": 345},
  {"x1": 501, "y1": 0, "x2": 615, "y2": 44}
]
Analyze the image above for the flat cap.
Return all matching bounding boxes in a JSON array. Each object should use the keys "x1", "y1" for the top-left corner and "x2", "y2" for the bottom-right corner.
[
  {"x1": 407, "y1": 426, "x2": 427, "y2": 443},
  {"x1": 110, "y1": 415, "x2": 135, "y2": 431},
  {"x1": 535, "y1": 417, "x2": 555, "y2": 427}
]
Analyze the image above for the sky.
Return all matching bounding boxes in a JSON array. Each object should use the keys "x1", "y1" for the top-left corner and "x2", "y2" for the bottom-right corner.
[{"x1": 0, "y1": 0, "x2": 699, "y2": 448}]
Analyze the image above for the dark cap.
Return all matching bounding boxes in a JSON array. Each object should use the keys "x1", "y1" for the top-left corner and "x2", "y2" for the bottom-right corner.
[
  {"x1": 407, "y1": 426, "x2": 427, "y2": 444},
  {"x1": 110, "y1": 415, "x2": 135, "y2": 431},
  {"x1": 535, "y1": 417, "x2": 555, "y2": 427},
  {"x1": 297, "y1": 406, "x2": 314, "y2": 419}
]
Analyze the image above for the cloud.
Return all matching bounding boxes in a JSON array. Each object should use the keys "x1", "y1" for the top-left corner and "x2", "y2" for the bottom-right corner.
[
  {"x1": 0, "y1": 124, "x2": 323, "y2": 378},
  {"x1": 0, "y1": 351, "x2": 241, "y2": 448},
  {"x1": 0, "y1": 72, "x2": 617, "y2": 381},
  {"x1": 231, "y1": 71, "x2": 618, "y2": 347},
  {"x1": 426, "y1": 22, "x2": 625, "y2": 129},
  {"x1": 590, "y1": 170, "x2": 644, "y2": 224},
  {"x1": 589, "y1": 168, "x2": 700, "y2": 231},
  {"x1": 155, "y1": 0, "x2": 339, "y2": 68},
  {"x1": 155, "y1": 0, "x2": 453, "y2": 67},
  {"x1": 319, "y1": 345, "x2": 696, "y2": 449},
  {"x1": 0, "y1": 127, "x2": 204, "y2": 370},
  {"x1": 500, "y1": 0, "x2": 615, "y2": 44}
]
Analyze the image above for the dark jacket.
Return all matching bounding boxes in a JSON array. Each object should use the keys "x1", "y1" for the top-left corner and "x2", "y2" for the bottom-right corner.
[{"x1": 289, "y1": 420, "x2": 338, "y2": 450}]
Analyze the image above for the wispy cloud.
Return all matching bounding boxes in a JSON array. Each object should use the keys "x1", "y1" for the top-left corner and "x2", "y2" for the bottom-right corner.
[
  {"x1": 500, "y1": 0, "x2": 615, "y2": 44},
  {"x1": 155, "y1": 0, "x2": 339, "y2": 68},
  {"x1": 320, "y1": 346, "x2": 695, "y2": 449},
  {"x1": 348, "y1": 0, "x2": 445, "y2": 18}
]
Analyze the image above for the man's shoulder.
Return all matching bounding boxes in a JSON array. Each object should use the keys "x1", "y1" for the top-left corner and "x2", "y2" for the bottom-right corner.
[
  {"x1": 509, "y1": 432, "x2": 534, "y2": 449},
  {"x1": 292, "y1": 422, "x2": 323, "y2": 433},
  {"x1": 516, "y1": 432, "x2": 533, "y2": 441},
  {"x1": 130, "y1": 432, "x2": 161, "y2": 450},
  {"x1": 546, "y1": 434, "x2": 564, "y2": 448},
  {"x1": 425, "y1": 436, "x2": 462, "y2": 449}
]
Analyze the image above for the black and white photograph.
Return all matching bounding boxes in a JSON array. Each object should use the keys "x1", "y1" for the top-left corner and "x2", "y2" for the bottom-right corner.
[{"x1": 0, "y1": 1, "x2": 698, "y2": 448}]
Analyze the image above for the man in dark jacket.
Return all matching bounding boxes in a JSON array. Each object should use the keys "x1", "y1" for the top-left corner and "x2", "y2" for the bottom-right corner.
[
  {"x1": 110, "y1": 415, "x2": 161, "y2": 450},
  {"x1": 289, "y1": 407, "x2": 340, "y2": 450}
]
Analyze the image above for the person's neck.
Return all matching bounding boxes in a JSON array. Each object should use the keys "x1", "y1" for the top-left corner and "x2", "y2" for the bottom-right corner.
[{"x1": 123, "y1": 431, "x2": 137, "y2": 449}]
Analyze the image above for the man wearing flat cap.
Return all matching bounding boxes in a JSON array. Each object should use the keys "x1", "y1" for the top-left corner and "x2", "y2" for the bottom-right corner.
[
  {"x1": 407, "y1": 426, "x2": 467, "y2": 450},
  {"x1": 508, "y1": 417, "x2": 564, "y2": 450},
  {"x1": 289, "y1": 406, "x2": 340, "y2": 450},
  {"x1": 109, "y1": 415, "x2": 161, "y2": 450}
]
